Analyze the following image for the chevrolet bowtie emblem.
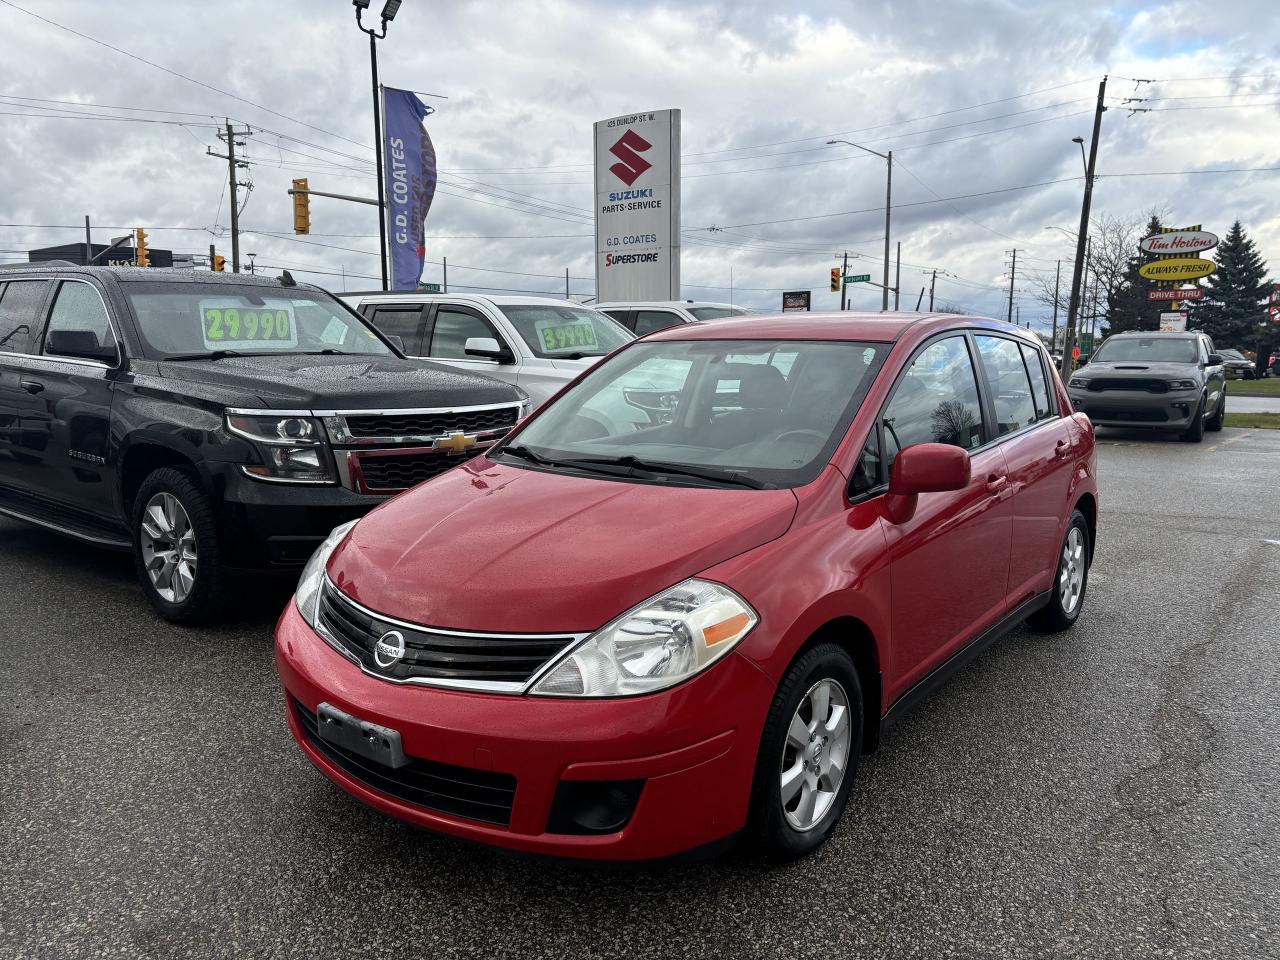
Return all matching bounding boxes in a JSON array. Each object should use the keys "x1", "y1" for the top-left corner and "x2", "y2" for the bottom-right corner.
[{"x1": 435, "y1": 431, "x2": 479, "y2": 454}]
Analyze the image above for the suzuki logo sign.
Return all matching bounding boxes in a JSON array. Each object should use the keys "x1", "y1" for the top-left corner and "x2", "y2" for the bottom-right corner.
[
  {"x1": 608, "y1": 130, "x2": 653, "y2": 186},
  {"x1": 594, "y1": 110, "x2": 681, "y2": 302}
]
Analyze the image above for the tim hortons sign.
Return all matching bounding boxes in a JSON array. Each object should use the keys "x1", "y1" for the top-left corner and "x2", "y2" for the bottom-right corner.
[{"x1": 1138, "y1": 230, "x2": 1219, "y2": 255}]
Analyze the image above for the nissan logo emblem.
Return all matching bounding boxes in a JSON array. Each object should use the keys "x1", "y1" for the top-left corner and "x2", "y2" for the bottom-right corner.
[{"x1": 373, "y1": 630, "x2": 406, "y2": 669}]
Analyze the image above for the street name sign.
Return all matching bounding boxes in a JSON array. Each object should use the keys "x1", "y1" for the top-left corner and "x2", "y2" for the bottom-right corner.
[{"x1": 846, "y1": 274, "x2": 871, "y2": 283}]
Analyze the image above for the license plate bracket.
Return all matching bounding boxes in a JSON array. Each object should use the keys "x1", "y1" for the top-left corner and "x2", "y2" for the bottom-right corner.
[{"x1": 315, "y1": 702, "x2": 409, "y2": 769}]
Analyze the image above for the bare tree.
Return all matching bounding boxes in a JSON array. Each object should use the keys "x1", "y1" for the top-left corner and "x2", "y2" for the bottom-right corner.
[{"x1": 934, "y1": 301, "x2": 970, "y2": 315}]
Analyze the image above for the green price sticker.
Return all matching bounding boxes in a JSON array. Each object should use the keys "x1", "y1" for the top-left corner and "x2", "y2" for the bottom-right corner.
[
  {"x1": 200, "y1": 300, "x2": 298, "y2": 349},
  {"x1": 537, "y1": 322, "x2": 598, "y2": 353}
]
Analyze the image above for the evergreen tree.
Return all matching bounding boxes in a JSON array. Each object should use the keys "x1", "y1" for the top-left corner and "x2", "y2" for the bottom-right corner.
[
  {"x1": 1192, "y1": 220, "x2": 1270, "y2": 348},
  {"x1": 1104, "y1": 214, "x2": 1168, "y2": 335}
]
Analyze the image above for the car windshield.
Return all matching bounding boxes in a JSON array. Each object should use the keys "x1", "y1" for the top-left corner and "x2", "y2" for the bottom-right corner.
[
  {"x1": 501, "y1": 338, "x2": 888, "y2": 488},
  {"x1": 1092, "y1": 337, "x2": 1197, "y2": 363},
  {"x1": 123, "y1": 283, "x2": 393, "y2": 360},
  {"x1": 688, "y1": 306, "x2": 749, "y2": 321},
  {"x1": 498, "y1": 304, "x2": 633, "y2": 358}
]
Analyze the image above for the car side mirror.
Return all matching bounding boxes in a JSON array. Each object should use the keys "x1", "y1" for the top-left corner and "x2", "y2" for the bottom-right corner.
[
  {"x1": 46, "y1": 329, "x2": 118, "y2": 365},
  {"x1": 1206, "y1": 353, "x2": 1223, "y2": 366},
  {"x1": 464, "y1": 336, "x2": 514, "y2": 363},
  {"x1": 884, "y1": 443, "x2": 971, "y2": 524},
  {"x1": 383, "y1": 334, "x2": 405, "y2": 353}
]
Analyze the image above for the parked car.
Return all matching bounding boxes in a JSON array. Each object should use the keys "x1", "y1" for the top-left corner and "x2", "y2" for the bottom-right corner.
[
  {"x1": 341, "y1": 292, "x2": 632, "y2": 408},
  {"x1": 595, "y1": 300, "x2": 749, "y2": 335},
  {"x1": 1065, "y1": 331, "x2": 1226, "y2": 442},
  {"x1": 0, "y1": 264, "x2": 526, "y2": 623},
  {"x1": 1218, "y1": 348, "x2": 1255, "y2": 380},
  {"x1": 276, "y1": 311, "x2": 1097, "y2": 862}
]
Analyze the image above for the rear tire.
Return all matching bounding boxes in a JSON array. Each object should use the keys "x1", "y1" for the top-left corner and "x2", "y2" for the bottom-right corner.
[
  {"x1": 1205, "y1": 392, "x2": 1225, "y2": 432},
  {"x1": 1180, "y1": 397, "x2": 1205, "y2": 443},
  {"x1": 131, "y1": 467, "x2": 225, "y2": 625},
  {"x1": 1029, "y1": 510, "x2": 1090, "y2": 632},
  {"x1": 747, "y1": 643, "x2": 863, "y2": 861}
]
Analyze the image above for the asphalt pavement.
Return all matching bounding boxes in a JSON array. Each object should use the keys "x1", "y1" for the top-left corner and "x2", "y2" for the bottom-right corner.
[
  {"x1": 1227, "y1": 392, "x2": 1280, "y2": 414},
  {"x1": 2, "y1": 428, "x2": 1278, "y2": 959}
]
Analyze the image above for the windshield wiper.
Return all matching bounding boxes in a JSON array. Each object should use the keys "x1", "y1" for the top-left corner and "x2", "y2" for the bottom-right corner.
[
  {"x1": 559, "y1": 454, "x2": 768, "y2": 489},
  {"x1": 498, "y1": 444, "x2": 561, "y2": 467},
  {"x1": 162, "y1": 349, "x2": 258, "y2": 361}
]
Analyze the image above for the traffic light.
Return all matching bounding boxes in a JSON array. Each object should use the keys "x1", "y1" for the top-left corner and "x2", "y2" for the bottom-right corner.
[
  {"x1": 830, "y1": 267, "x2": 841, "y2": 292},
  {"x1": 292, "y1": 178, "x2": 310, "y2": 235},
  {"x1": 135, "y1": 227, "x2": 150, "y2": 267},
  {"x1": 212, "y1": 253, "x2": 226, "y2": 272}
]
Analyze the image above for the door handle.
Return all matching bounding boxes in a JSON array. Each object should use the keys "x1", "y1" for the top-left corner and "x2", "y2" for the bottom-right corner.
[
  {"x1": 20, "y1": 380, "x2": 44, "y2": 395},
  {"x1": 985, "y1": 474, "x2": 1008, "y2": 495},
  {"x1": 1055, "y1": 439, "x2": 1070, "y2": 455}
]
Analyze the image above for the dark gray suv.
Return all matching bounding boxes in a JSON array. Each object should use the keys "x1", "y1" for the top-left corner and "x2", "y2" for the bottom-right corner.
[{"x1": 1066, "y1": 331, "x2": 1226, "y2": 442}]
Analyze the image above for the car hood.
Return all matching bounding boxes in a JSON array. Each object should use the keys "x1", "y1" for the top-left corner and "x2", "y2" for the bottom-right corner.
[
  {"x1": 156, "y1": 353, "x2": 520, "y2": 409},
  {"x1": 327, "y1": 458, "x2": 799, "y2": 633},
  {"x1": 1076, "y1": 361, "x2": 1201, "y2": 380}
]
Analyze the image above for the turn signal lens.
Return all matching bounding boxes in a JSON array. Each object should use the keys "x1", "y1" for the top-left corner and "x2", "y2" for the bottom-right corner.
[{"x1": 530, "y1": 579, "x2": 757, "y2": 697}]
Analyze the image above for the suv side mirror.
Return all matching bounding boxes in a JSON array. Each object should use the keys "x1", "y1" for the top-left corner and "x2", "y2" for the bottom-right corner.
[
  {"x1": 46, "y1": 329, "x2": 118, "y2": 365},
  {"x1": 383, "y1": 334, "x2": 405, "y2": 354},
  {"x1": 884, "y1": 443, "x2": 971, "y2": 524},
  {"x1": 1206, "y1": 353, "x2": 1223, "y2": 366},
  {"x1": 464, "y1": 336, "x2": 514, "y2": 363}
]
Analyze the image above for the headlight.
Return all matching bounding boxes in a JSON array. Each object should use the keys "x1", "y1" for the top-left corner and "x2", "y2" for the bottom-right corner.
[
  {"x1": 295, "y1": 519, "x2": 358, "y2": 628},
  {"x1": 1166, "y1": 379, "x2": 1197, "y2": 390},
  {"x1": 1068, "y1": 377, "x2": 1089, "y2": 388},
  {"x1": 227, "y1": 412, "x2": 336, "y2": 483},
  {"x1": 530, "y1": 579, "x2": 757, "y2": 697}
]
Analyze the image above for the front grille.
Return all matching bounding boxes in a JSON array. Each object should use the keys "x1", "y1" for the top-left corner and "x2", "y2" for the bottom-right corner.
[
  {"x1": 1085, "y1": 405, "x2": 1169, "y2": 423},
  {"x1": 292, "y1": 698, "x2": 517, "y2": 826},
  {"x1": 1086, "y1": 378, "x2": 1168, "y2": 393},
  {"x1": 317, "y1": 580, "x2": 577, "y2": 688},
  {"x1": 346, "y1": 407, "x2": 518, "y2": 439},
  {"x1": 354, "y1": 450, "x2": 472, "y2": 492}
]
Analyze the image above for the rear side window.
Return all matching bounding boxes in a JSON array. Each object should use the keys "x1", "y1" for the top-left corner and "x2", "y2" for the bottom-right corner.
[
  {"x1": 0, "y1": 279, "x2": 49, "y2": 354},
  {"x1": 1019, "y1": 343, "x2": 1054, "y2": 420},
  {"x1": 633, "y1": 310, "x2": 682, "y2": 336},
  {"x1": 44, "y1": 281, "x2": 117, "y2": 358},
  {"x1": 365, "y1": 304, "x2": 425, "y2": 355},
  {"x1": 974, "y1": 335, "x2": 1037, "y2": 437},
  {"x1": 882, "y1": 336, "x2": 984, "y2": 460},
  {"x1": 429, "y1": 306, "x2": 498, "y2": 359}
]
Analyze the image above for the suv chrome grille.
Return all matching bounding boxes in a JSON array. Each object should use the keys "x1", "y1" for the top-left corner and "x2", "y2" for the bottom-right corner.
[
  {"x1": 345, "y1": 407, "x2": 518, "y2": 439},
  {"x1": 316, "y1": 580, "x2": 580, "y2": 692}
]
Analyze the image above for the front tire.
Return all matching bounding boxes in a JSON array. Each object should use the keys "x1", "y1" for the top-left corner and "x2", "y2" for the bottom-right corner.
[
  {"x1": 747, "y1": 643, "x2": 863, "y2": 861},
  {"x1": 1180, "y1": 396, "x2": 1205, "y2": 443},
  {"x1": 1206, "y1": 392, "x2": 1225, "y2": 432},
  {"x1": 1029, "y1": 510, "x2": 1090, "y2": 632},
  {"x1": 132, "y1": 467, "x2": 225, "y2": 624}
]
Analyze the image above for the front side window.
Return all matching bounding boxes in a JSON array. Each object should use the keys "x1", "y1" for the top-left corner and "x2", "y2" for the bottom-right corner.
[
  {"x1": 429, "y1": 307, "x2": 495, "y2": 359},
  {"x1": 882, "y1": 336, "x2": 984, "y2": 462},
  {"x1": 44, "y1": 282, "x2": 117, "y2": 359},
  {"x1": 123, "y1": 284, "x2": 392, "y2": 359},
  {"x1": 505, "y1": 338, "x2": 887, "y2": 489},
  {"x1": 1092, "y1": 336, "x2": 1197, "y2": 364},
  {"x1": 975, "y1": 335, "x2": 1037, "y2": 437},
  {"x1": 0, "y1": 280, "x2": 48, "y2": 354},
  {"x1": 498, "y1": 304, "x2": 632, "y2": 358},
  {"x1": 633, "y1": 310, "x2": 683, "y2": 336}
]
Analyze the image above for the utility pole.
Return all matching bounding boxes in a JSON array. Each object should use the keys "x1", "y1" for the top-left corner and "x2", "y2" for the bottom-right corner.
[
  {"x1": 1051, "y1": 259, "x2": 1061, "y2": 349},
  {"x1": 928, "y1": 269, "x2": 937, "y2": 311},
  {"x1": 1061, "y1": 76, "x2": 1108, "y2": 378},
  {"x1": 882, "y1": 151, "x2": 892, "y2": 311},
  {"x1": 1006, "y1": 248, "x2": 1018, "y2": 323},
  {"x1": 208, "y1": 122, "x2": 251, "y2": 273},
  {"x1": 354, "y1": 2, "x2": 402, "y2": 291},
  {"x1": 894, "y1": 241, "x2": 901, "y2": 310},
  {"x1": 566, "y1": 267, "x2": 570, "y2": 300},
  {"x1": 83, "y1": 215, "x2": 91, "y2": 266},
  {"x1": 443, "y1": 257, "x2": 448, "y2": 293},
  {"x1": 839, "y1": 251, "x2": 849, "y2": 311}
]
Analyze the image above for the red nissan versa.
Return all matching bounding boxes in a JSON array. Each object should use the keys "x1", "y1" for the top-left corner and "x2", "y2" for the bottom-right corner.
[{"x1": 275, "y1": 312, "x2": 1098, "y2": 862}]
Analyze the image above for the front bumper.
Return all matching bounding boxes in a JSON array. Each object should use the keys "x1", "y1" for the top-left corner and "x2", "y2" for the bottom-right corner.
[
  {"x1": 1067, "y1": 387, "x2": 1201, "y2": 429},
  {"x1": 274, "y1": 601, "x2": 773, "y2": 860}
]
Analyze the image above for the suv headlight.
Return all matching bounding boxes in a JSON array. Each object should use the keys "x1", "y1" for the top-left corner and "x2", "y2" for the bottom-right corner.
[
  {"x1": 1068, "y1": 377, "x2": 1089, "y2": 388},
  {"x1": 295, "y1": 519, "x2": 358, "y2": 628},
  {"x1": 530, "y1": 579, "x2": 757, "y2": 697},
  {"x1": 227, "y1": 412, "x2": 336, "y2": 483},
  {"x1": 1166, "y1": 379, "x2": 1197, "y2": 390}
]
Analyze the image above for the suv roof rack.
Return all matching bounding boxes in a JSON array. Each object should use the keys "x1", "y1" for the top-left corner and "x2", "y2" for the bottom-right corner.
[{"x1": 0, "y1": 260, "x2": 77, "y2": 271}]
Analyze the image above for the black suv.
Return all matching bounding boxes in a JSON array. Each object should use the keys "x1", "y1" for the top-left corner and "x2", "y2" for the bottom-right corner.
[{"x1": 0, "y1": 264, "x2": 526, "y2": 622}]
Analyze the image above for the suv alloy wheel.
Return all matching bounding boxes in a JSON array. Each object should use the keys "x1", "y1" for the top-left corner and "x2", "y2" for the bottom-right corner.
[{"x1": 131, "y1": 467, "x2": 226, "y2": 624}]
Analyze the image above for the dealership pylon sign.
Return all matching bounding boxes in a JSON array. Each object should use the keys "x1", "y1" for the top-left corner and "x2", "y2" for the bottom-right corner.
[{"x1": 594, "y1": 110, "x2": 681, "y2": 301}]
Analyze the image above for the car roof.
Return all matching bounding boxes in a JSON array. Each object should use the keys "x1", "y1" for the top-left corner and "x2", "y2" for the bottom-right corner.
[
  {"x1": 0, "y1": 263, "x2": 325, "y2": 293},
  {"x1": 642, "y1": 311, "x2": 1033, "y2": 344},
  {"x1": 1106, "y1": 330, "x2": 1196, "y2": 338},
  {"x1": 338, "y1": 291, "x2": 592, "y2": 308},
  {"x1": 593, "y1": 300, "x2": 740, "y2": 309}
]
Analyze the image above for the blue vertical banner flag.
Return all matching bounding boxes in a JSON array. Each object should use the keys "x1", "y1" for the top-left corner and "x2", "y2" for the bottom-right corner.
[{"x1": 381, "y1": 87, "x2": 437, "y2": 290}]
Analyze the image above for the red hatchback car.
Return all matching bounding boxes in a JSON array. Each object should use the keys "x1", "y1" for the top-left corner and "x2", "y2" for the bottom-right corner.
[{"x1": 276, "y1": 312, "x2": 1097, "y2": 861}]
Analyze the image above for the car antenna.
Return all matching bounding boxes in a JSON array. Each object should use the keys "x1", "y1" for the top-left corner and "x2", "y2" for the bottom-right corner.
[{"x1": 278, "y1": 269, "x2": 297, "y2": 287}]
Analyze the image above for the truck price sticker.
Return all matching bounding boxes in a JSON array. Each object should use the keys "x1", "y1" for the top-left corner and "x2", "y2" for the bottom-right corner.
[
  {"x1": 200, "y1": 300, "x2": 299, "y2": 350},
  {"x1": 535, "y1": 319, "x2": 598, "y2": 353}
]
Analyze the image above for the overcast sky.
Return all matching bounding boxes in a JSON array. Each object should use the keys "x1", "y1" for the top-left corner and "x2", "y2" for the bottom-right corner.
[{"x1": 2, "y1": 0, "x2": 1278, "y2": 328}]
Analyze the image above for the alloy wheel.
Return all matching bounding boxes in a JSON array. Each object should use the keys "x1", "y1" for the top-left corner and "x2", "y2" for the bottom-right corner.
[
  {"x1": 1059, "y1": 526, "x2": 1086, "y2": 615},
  {"x1": 140, "y1": 492, "x2": 197, "y2": 604},
  {"x1": 780, "y1": 678, "x2": 852, "y2": 831}
]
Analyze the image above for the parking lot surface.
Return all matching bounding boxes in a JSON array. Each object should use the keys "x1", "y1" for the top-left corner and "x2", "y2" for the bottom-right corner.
[{"x1": 2, "y1": 427, "x2": 1278, "y2": 960}]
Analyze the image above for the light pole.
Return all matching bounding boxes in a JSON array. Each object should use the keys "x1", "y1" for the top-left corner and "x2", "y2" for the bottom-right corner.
[
  {"x1": 246, "y1": 253, "x2": 257, "y2": 275},
  {"x1": 828, "y1": 140, "x2": 892, "y2": 311},
  {"x1": 354, "y1": 0, "x2": 404, "y2": 292}
]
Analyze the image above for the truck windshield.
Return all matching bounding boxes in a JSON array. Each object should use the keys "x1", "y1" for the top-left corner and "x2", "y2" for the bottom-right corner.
[
  {"x1": 1092, "y1": 337, "x2": 1197, "y2": 363},
  {"x1": 122, "y1": 283, "x2": 393, "y2": 360},
  {"x1": 499, "y1": 338, "x2": 887, "y2": 489},
  {"x1": 498, "y1": 304, "x2": 633, "y2": 358}
]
